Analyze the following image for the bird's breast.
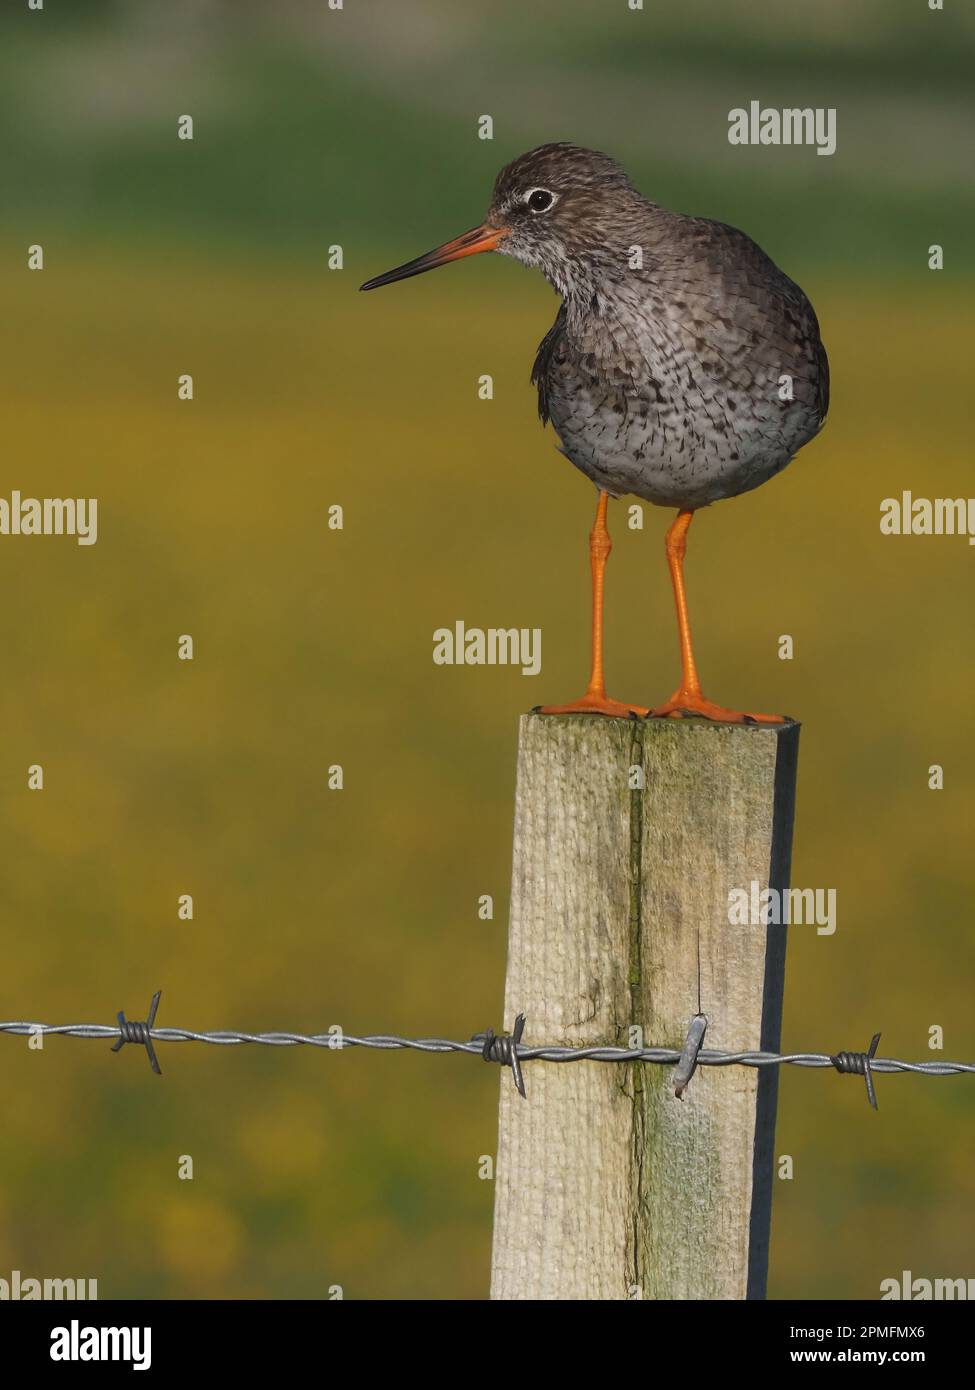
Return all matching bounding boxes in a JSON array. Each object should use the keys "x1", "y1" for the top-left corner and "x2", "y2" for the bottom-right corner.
[{"x1": 542, "y1": 296, "x2": 825, "y2": 508}]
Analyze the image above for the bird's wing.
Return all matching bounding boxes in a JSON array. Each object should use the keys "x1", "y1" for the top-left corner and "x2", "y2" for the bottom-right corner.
[
  {"x1": 531, "y1": 304, "x2": 568, "y2": 425},
  {"x1": 815, "y1": 335, "x2": 830, "y2": 425},
  {"x1": 679, "y1": 215, "x2": 830, "y2": 427}
]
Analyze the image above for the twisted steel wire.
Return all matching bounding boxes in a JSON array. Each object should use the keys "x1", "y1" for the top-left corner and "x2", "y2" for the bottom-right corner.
[{"x1": 1, "y1": 1018, "x2": 972, "y2": 1074}]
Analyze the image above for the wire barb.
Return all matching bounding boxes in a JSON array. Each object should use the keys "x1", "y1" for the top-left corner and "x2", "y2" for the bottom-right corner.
[
  {"x1": 830, "y1": 1032, "x2": 882, "y2": 1109},
  {"x1": 111, "y1": 990, "x2": 162, "y2": 1075},
  {"x1": 473, "y1": 1014, "x2": 527, "y2": 1098}
]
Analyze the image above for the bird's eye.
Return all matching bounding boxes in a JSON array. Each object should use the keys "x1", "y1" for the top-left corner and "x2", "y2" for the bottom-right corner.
[{"x1": 526, "y1": 188, "x2": 555, "y2": 213}]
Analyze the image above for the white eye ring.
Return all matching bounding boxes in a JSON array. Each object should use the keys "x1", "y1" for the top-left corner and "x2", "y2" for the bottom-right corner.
[{"x1": 525, "y1": 187, "x2": 557, "y2": 213}]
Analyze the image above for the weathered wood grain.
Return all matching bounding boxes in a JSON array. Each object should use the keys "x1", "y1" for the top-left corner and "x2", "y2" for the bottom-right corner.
[{"x1": 489, "y1": 713, "x2": 799, "y2": 1301}]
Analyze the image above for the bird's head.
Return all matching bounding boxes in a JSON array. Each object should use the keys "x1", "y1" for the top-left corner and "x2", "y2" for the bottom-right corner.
[{"x1": 360, "y1": 143, "x2": 644, "y2": 299}]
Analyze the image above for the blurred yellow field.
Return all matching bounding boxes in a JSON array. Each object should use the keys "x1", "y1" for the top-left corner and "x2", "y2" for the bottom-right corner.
[{"x1": 0, "y1": 249, "x2": 971, "y2": 1297}]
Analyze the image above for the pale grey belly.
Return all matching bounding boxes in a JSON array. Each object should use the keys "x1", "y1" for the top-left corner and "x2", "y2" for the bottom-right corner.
[{"x1": 548, "y1": 381, "x2": 821, "y2": 509}]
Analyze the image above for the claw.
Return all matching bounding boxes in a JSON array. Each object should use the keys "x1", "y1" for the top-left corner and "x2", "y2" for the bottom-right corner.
[
  {"x1": 538, "y1": 692, "x2": 650, "y2": 718},
  {"x1": 649, "y1": 690, "x2": 784, "y2": 724}
]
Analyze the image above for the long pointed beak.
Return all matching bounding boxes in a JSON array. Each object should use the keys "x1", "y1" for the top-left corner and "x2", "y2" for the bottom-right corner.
[{"x1": 359, "y1": 223, "x2": 505, "y2": 291}]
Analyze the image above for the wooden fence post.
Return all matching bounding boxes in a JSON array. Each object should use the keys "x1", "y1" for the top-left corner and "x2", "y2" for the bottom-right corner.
[{"x1": 489, "y1": 712, "x2": 799, "y2": 1301}]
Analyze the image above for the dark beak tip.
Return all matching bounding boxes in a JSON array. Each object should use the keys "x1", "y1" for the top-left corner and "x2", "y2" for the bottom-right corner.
[{"x1": 359, "y1": 272, "x2": 399, "y2": 292}]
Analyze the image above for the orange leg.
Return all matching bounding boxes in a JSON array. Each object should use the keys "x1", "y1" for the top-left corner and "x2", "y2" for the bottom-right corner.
[
  {"x1": 650, "y1": 509, "x2": 784, "y2": 724},
  {"x1": 539, "y1": 491, "x2": 649, "y2": 718}
]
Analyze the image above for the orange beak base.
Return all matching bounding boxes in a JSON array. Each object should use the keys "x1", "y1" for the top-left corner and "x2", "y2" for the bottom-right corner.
[{"x1": 359, "y1": 224, "x2": 505, "y2": 291}]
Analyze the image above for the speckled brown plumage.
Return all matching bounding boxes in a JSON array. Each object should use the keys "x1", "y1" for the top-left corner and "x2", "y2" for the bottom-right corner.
[{"x1": 487, "y1": 144, "x2": 830, "y2": 509}]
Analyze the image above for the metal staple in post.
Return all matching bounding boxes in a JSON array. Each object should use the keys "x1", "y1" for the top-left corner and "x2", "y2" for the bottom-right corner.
[{"x1": 673, "y1": 1013, "x2": 709, "y2": 1098}]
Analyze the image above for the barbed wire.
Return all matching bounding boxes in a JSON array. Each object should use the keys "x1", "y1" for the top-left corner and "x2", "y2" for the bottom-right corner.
[{"x1": 2, "y1": 992, "x2": 973, "y2": 1109}]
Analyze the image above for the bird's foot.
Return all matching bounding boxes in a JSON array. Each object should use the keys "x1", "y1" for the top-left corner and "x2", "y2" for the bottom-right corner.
[
  {"x1": 536, "y1": 692, "x2": 649, "y2": 719},
  {"x1": 649, "y1": 689, "x2": 785, "y2": 724}
]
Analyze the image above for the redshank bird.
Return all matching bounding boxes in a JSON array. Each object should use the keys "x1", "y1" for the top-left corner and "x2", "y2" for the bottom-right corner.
[{"x1": 361, "y1": 143, "x2": 829, "y2": 721}]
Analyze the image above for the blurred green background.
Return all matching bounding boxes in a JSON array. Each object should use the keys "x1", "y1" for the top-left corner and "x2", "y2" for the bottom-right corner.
[{"x1": 0, "y1": 0, "x2": 972, "y2": 1300}]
